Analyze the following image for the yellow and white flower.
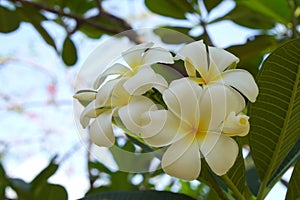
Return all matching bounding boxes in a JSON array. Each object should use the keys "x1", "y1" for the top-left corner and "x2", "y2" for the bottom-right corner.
[
  {"x1": 93, "y1": 42, "x2": 174, "y2": 89},
  {"x1": 139, "y1": 78, "x2": 250, "y2": 180},
  {"x1": 74, "y1": 42, "x2": 173, "y2": 147},
  {"x1": 76, "y1": 77, "x2": 159, "y2": 147},
  {"x1": 175, "y1": 40, "x2": 259, "y2": 102}
]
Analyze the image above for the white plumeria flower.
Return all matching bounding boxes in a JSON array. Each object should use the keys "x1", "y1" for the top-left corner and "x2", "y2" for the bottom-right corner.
[
  {"x1": 78, "y1": 72, "x2": 166, "y2": 147},
  {"x1": 139, "y1": 78, "x2": 248, "y2": 180},
  {"x1": 93, "y1": 42, "x2": 174, "y2": 89},
  {"x1": 223, "y1": 112, "x2": 250, "y2": 137},
  {"x1": 175, "y1": 40, "x2": 259, "y2": 102}
]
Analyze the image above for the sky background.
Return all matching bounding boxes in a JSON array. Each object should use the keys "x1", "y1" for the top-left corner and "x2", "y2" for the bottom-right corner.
[{"x1": 0, "y1": 0, "x2": 292, "y2": 199}]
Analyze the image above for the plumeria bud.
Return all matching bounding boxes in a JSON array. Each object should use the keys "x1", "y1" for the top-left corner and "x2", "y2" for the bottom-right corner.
[
  {"x1": 73, "y1": 90, "x2": 97, "y2": 107},
  {"x1": 223, "y1": 112, "x2": 250, "y2": 137}
]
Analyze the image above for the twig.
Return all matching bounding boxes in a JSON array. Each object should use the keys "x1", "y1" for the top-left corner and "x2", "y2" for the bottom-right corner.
[
  {"x1": 220, "y1": 174, "x2": 245, "y2": 200},
  {"x1": 12, "y1": 0, "x2": 142, "y2": 43},
  {"x1": 200, "y1": 20, "x2": 214, "y2": 46},
  {"x1": 288, "y1": 0, "x2": 299, "y2": 38}
]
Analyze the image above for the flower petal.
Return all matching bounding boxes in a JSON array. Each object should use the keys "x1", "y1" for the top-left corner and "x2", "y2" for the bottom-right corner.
[
  {"x1": 208, "y1": 46, "x2": 239, "y2": 72},
  {"x1": 90, "y1": 110, "x2": 115, "y2": 147},
  {"x1": 162, "y1": 135, "x2": 201, "y2": 180},
  {"x1": 163, "y1": 78, "x2": 202, "y2": 127},
  {"x1": 110, "y1": 78, "x2": 131, "y2": 107},
  {"x1": 223, "y1": 85, "x2": 246, "y2": 115},
  {"x1": 142, "y1": 47, "x2": 174, "y2": 65},
  {"x1": 122, "y1": 42, "x2": 154, "y2": 68},
  {"x1": 218, "y1": 69, "x2": 259, "y2": 102},
  {"x1": 93, "y1": 63, "x2": 131, "y2": 89},
  {"x1": 80, "y1": 100, "x2": 99, "y2": 128},
  {"x1": 141, "y1": 111, "x2": 185, "y2": 147},
  {"x1": 204, "y1": 134, "x2": 239, "y2": 176},
  {"x1": 123, "y1": 66, "x2": 168, "y2": 95},
  {"x1": 80, "y1": 115, "x2": 90, "y2": 129},
  {"x1": 199, "y1": 85, "x2": 229, "y2": 131},
  {"x1": 175, "y1": 41, "x2": 209, "y2": 78},
  {"x1": 223, "y1": 112, "x2": 250, "y2": 137},
  {"x1": 95, "y1": 78, "x2": 120, "y2": 107},
  {"x1": 118, "y1": 96, "x2": 157, "y2": 134}
]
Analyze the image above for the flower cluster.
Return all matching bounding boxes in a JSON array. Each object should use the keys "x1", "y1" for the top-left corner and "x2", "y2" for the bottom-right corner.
[{"x1": 74, "y1": 41, "x2": 259, "y2": 180}]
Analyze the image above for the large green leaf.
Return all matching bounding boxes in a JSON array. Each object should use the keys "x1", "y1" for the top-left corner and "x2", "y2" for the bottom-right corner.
[
  {"x1": 285, "y1": 158, "x2": 300, "y2": 200},
  {"x1": 268, "y1": 139, "x2": 300, "y2": 188},
  {"x1": 248, "y1": 39, "x2": 300, "y2": 197},
  {"x1": 81, "y1": 190, "x2": 196, "y2": 200},
  {"x1": 198, "y1": 161, "x2": 227, "y2": 200},
  {"x1": 237, "y1": 0, "x2": 291, "y2": 25},
  {"x1": 226, "y1": 141, "x2": 246, "y2": 194},
  {"x1": 154, "y1": 27, "x2": 194, "y2": 44},
  {"x1": 226, "y1": 35, "x2": 277, "y2": 77},
  {"x1": 221, "y1": 4, "x2": 275, "y2": 29},
  {"x1": 144, "y1": 0, "x2": 195, "y2": 19},
  {"x1": 62, "y1": 36, "x2": 78, "y2": 66},
  {"x1": 0, "y1": 6, "x2": 20, "y2": 33}
]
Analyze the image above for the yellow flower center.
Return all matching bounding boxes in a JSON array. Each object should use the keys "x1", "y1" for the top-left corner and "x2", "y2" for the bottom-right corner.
[
  {"x1": 239, "y1": 117, "x2": 247, "y2": 125},
  {"x1": 196, "y1": 129, "x2": 207, "y2": 140},
  {"x1": 194, "y1": 120, "x2": 209, "y2": 140}
]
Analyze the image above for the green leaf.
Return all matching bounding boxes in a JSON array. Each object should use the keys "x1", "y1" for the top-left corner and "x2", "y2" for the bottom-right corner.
[
  {"x1": 34, "y1": 183, "x2": 68, "y2": 200},
  {"x1": 30, "y1": 158, "x2": 59, "y2": 190},
  {"x1": 154, "y1": 27, "x2": 194, "y2": 44},
  {"x1": 81, "y1": 190, "x2": 196, "y2": 200},
  {"x1": 203, "y1": 0, "x2": 222, "y2": 12},
  {"x1": 88, "y1": 160, "x2": 111, "y2": 174},
  {"x1": 226, "y1": 35, "x2": 277, "y2": 77},
  {"x1": 0, "y1": 6, "x2": 20, "y2": 33},
  {"x1": 222, "y1": 4, "x2": 275, "y2": 29},
  {"x1": 226, "y1": 142, "x2": 246, "y2": 194},
  {"x1": 17, "y1": 6, "x2": 57, "y2": 51},
  {"x1": 151, "y1": 63, "x2": 184, "y2": 84},
  {"x1": 285, "y1": 158, "x2": 300, "y2": 200},
  {"x1": 79, "y1": 13, "x2": 126, "y2": 39},
  {"x1": 17, "y1": 6, "x2": 46, "y2": 23},
  {"x1": 145, "y1": 0, "x2": 195, "y2": 19},
  {"x1": 79, "y1": 24, "x2": 104, "y2": 39},
  {"x1": 109, "y1": 142, "x2": 155, "y2": 173},
  {"x1": 248, "y1": 39, "x2": 300, "y2": 197},
  {"x1": 198, "y1": 161, "x2": 227, "y2": 199},
  {"x1": 9, "y1": 178, "x2": 32, "y2": 200},
  {"x1": 65, "y1": 0, "x2": 95, "y2": 15},
  {"x1": 0, "y1": 163, "x2": 7, "y2": 199},
  {"x1": 236, "y1": 0, "x2": 291, "y2": 25},
  {"x1": 268, "y1": 139, "x2": 300, "y2": 189},
  {"x1": 245, "y1": 166, "x2": 260, "y2": 196},
  {"x1": 62, "y1": 36, "x2": 78, "y2": 66},
  {"x1": 33, "y1": 23, "x2": 57, "y2": 51}
]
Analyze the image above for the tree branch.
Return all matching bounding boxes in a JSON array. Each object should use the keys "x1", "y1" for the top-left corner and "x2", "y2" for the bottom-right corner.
[
  {"x1": 200, "y1": 20, "x2": 214, "y2": 46},
  {"x1": 12, "y1": 0, "x2": 142, "y2": 43}
]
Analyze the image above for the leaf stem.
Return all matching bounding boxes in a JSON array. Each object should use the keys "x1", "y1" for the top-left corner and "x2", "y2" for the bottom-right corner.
[
  {"x1": 220, "y1": 174, "x2": 245, "y2": 200},
  {"x1": 198, "y1": 163, "x2": 229, "y2": 200},
  {"x1": 288, "y1": 0, "x2": 299, "y2": 38}
]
